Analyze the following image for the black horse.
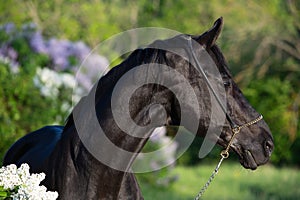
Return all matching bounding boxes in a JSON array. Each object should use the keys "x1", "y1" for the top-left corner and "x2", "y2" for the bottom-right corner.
[{"x1": 3, "y1": 18, "x2": 274, "y2": 199}]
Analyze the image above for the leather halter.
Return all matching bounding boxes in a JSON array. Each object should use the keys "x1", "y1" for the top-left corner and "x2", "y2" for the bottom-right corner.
[
  {"x1": 187, "y1": 37, "x2": 263, "y2": 199},
  {"x1": 187, "y1": 37, "x2": 263, "y2": 156}
]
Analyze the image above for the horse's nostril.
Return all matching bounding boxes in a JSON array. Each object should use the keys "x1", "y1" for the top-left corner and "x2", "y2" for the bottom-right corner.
[{"x1": 264, "y1": 140, "x2": 274, "y2": 156}]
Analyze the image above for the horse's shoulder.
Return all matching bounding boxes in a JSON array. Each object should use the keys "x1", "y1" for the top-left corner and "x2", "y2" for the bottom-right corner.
[
  {"x1": 3, "y1": 125, "x2": 63, "y2": 168},
  {"x1": 28, "y1": 125, "x2": 63, "y2": 141}
]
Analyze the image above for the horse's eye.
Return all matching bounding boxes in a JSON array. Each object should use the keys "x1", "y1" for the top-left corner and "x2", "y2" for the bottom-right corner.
[{"x1": 223, "y1": 81, "x2": 231, "y2": 87}]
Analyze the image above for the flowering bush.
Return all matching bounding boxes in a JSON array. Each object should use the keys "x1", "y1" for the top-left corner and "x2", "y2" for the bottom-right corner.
[
  {"x1": 28, "y1": 26, "x2": 108, "y2": 92},
  {"x1": 0, "y1": 22, "x2": 108, "y2": 162},
  {"x1": 0, "y1": 164, "x2": 58, "y2": 200},
  {"x1": 0, "y1": 22, "x2": 179, "y2": 185}
]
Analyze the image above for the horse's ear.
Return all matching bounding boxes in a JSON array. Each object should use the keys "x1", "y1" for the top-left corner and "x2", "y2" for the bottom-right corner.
[{"x1": 196, "y1": 17, "x2": 224, "y2": 48}]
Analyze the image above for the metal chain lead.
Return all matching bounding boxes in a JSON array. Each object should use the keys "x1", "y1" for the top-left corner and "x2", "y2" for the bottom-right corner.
[
  {"x1": 194, "y1": 115, "x2": 263, "y2": 200},
  {"x1": 194, "y1": 156, "x2": 225, "y2": 200}
]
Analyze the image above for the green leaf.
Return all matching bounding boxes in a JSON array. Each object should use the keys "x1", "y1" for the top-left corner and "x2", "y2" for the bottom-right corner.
[{"x1": 0, "y1": 190, "x2": 9, "y2": 197}]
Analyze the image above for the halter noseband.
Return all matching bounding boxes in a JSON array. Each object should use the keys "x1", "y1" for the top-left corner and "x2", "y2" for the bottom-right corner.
[{"x1": 187, "y1": 37, "x2": 263, "y2": 199}]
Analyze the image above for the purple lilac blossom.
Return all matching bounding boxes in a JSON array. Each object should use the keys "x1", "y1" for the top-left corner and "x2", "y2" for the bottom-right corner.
[
  {"x1": 30, "y1": 32, "x2": 48, "y2": 54},
  {"x1": 0, "y1": 46, "x2": 18, "y2": 61},
  {"x1": 7, "y1": 47, "x2": 18, "y2": 60},
  {"x1": 1, "y1": 23, "x2": 15, "y2": 34},
  {"x1": 46, "y1": 38, "x2": 73, "y2": 71},
  {"x1": 76, "y1": 72, "x2": 93, "y2": 91},
  {"x1": 21, "y1": 23, "x2": 37, "y2": 32},
  {"x1": 82, "y1": 54, "x2": 108, "y2": 81},
  {"x1": 29, "y1": 32, "x2": 108, "y2": 90},
  {"x1": 72, "y1": 41, "x2": 91, "y2": 60},
  {"x1": 0, "y1": 45, "x2": 19, "y2": 73}
]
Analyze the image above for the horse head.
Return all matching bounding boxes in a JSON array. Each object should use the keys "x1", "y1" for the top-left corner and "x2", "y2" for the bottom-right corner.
[{"x1": 162, "y1": 18, "x2": 274, "y2": 170}]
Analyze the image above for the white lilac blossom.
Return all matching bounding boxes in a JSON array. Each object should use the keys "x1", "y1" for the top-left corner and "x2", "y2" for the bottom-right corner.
[
  {"x1": 33, "y1": 67, "x2": 83, "y2": 115},
  {"x1": 136, "y1": 126, "x2": 178, "y2": 171},
  {"x1": 0, "y1": 163, "x2": 58, "y2": 200},
  {"x1": 33, "y1": 67, "x2": 77, "y2": 98},
  {"x1": 0, "y1": 54, "x2": 19, "y2": 73}
]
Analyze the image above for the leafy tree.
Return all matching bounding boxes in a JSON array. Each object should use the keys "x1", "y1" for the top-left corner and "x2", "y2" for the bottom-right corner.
[{"x1": 244, "y1": 78, "x2": 296, "y2": 165}]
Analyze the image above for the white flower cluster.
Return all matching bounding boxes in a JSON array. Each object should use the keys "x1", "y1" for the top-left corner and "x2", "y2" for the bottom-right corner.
[
  {"x1": 149, "y1": 127, "x2": 178, "y2": 169},
  {"x1": 33, "y1": 67, "x2": 83, "y2": 114},
  {"x1": 33, "y1": 67, "x2": 77, "y2": 98},
  {"x1": 0, "y1": 54, "x2": 19, "y2": 73},
  {"x1": 0, "y1": 163, "x2": 58, "y2": 200}
]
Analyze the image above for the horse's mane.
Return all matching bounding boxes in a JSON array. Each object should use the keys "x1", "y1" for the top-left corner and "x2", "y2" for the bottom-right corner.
[
  {"x1": 64, "y1": 45, "x2": 167, "y2": 131},
  {"x1": 210, "y1": 45, "x2": 231, "y2": 78}
]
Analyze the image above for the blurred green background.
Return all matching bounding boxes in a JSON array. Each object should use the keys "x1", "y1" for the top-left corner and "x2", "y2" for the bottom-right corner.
[{"x1": 0, "y1": 0, "x2": 299, "y2": 199}]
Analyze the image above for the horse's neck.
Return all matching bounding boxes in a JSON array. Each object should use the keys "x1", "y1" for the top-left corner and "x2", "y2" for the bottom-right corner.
[
  {"x1": 45, "y1": 125, "x2": 128, "y2": 199},
  {"x1": 47, "y1": 80, "x2": 172, "y2": 199}
]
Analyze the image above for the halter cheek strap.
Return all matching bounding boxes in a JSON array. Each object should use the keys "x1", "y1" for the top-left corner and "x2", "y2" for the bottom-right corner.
[{"x1": 187, "y1": 36, "x2": 263, "y2": 155}]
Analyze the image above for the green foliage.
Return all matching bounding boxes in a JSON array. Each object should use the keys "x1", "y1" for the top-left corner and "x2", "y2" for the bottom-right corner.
[
  {"x1": 137, "y1": 164, "x2": 300, "y2": 200},
  {"x1": 0, "y1": 1, "x2": 134, "y2": 46},
  {"x1": 244, "y1": 78, "x2": 298, "y2": 165},
  {"x1": 0, "y1": 62, "x2": 50, "y2": 162}
]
